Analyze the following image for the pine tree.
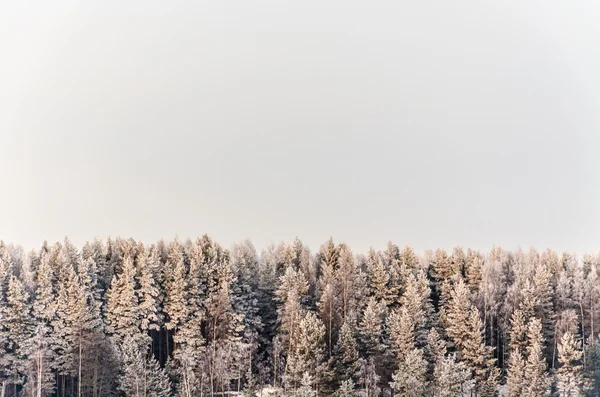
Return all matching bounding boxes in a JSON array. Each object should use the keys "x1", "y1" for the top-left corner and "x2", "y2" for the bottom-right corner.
[
  {"x1": 137, "y1": 248, "x2": 163, "y2": 336},
  {"x1": 336, "y1": 379, "x2": 355, "y2": 397},
  {"x1": 387, "y1": 307, "x2": 415, "y2": 361},
  {"x1": 365, "y1": 251, "x2": 392, "y2": 305},
  {"x1": 523, "y1": 318, "x2": 550, "y2": 396},
  {"x1": 399, "y1": 245, "x2": 420, "y2": 273},
  {"x1": 30, "y1": 250, "x2": 56, "y2": 397},
  {"x1": 585, "y1": 339, "x2": 600, "y2": 396},
  {"x1": 464, "y1": 249, "x2": 483, "y2": 292},
  {"x1": 389, "y1": 348, "x2": 427, "y2": 397},
  {"x1": 531, "y1": 261, "x2": 555, "y2": 361},
  {"x1": 356, "y1": 358, "x2": 380, "y2": 397},
  {"x1": 231, "y1": 239, "x2": 263, "y2": 381},
  {"x1": 50, "y1": 249, "x2": 78, "y2": 390},
  {"x1": 24, "y1": 325, "x2": 55, "y2": 397},
  {"x1": 277, "y1": 265, "x2": 309, "y2": 387},
  {"x1": 429, "y1": 249, "x2": 457, "y2": 305},
  {"x1": 337, "y1": 244, "x2": 360, "y2": 322},
  {"x1": 332, "y1": 321, "x2": 359, "y2": 383},
  {"x1": 556, "y1": 331, "x2": 589, "y2": 396},
  {"x1": 145, "y1": 354, "x2": 172, "y2": 397},
  {"x1": 425, "y1": 328, "x2": 446, "y2": 389},
  {"x1": 163, "y1": 253, "x2": 189, "y2": 353},
  {"x1": 442, "y1": 278, "x2": 471, "y2": 352},
  {"x1": 381, "y1": 242, "x2": 405, "y2": 307},
  {"x1": 317, "y1": 238, "x2": 341, "y2": 360},
  {"x1": 105, "y1": 256, "x2": 141, "y2": 344},
  {"x1": 506, "y1": 309, "x2": 528, "y2": 397},
  {"x1": 1, "y1": 275, "x2": 34, "y2": 394},
  {"x1": 506, "y1": 350, "x2": 525, "y2": 397},
  {"x1": 398, "y1": 272, "x2": 431, "y2": 348},
  {"x1": 64, "y1": 260, "x2": 103, "y2": 397},
  {"x1": 461, "y1": 307, "x2": 498, "y2": 396},
  {"x1": 358, "y1": 297, "x2": 385, "y2": 358},
  {"x1": 425, "y1": 328, "x2": 446, "y2": 371},
  {"x1": 432, "y1": 354, "x2": 473, "y2": 397},
  {"x1": 296, "y1": 372, "x2": 316, "y2": 397},
  {"x1": 288, "y1": 311, "x2": 326, "y2": 390},
  {"x1": 201, "y1": 238, "x2": 244, "y2": 396},
  {"x1": 120, "y1": 336, "x2": 172, "y2": 397}
]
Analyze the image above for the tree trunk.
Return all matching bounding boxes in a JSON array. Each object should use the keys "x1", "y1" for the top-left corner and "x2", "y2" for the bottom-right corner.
[
  {"x1": 159, "y1": 328, "x2": 163, "y2": 364},
  {"x1": 552, "y1": 323, "x2": 558, "y2": 369},
  {"x1": 580, "y1": 298, "x2": 586, "y2": 368},
  {"x1": 283, "y1": 309, "x2": 296, "y2": 390},
  {"x1": 591, "y1": 291, "x2": 595, "y2": 347},
  {"x1": 211, "y1": 322, "x2": 217, "y2": 397},
  {"x1": 165, "y1": 328, "x2": 170, "y2": 360},
  {"x1": 273, "y1": 346, "x2": 277, "y2": 388},
  {"x1": 37, "y1": 351, "x2": 43, "y2": 397},
  {"x1": 93, "y1": 350, "x2": 99, "y2": 397},
  {"x1": 78, "y1": 329, "x2": 83, "y2": 397},
  {"x1": 200, "y1": 369, "x2": 204, "y2": 397},
  {"x1": 329, "y1": 298, "x2": 333, "y2": 358},
  {"x1": 173, "y1": 329, "x2": 177, "y2": 354}
]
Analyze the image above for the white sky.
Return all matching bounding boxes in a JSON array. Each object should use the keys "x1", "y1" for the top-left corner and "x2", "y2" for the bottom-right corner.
[{"x1": 1, "y1": 1, "x2": 600, "y2": 256}]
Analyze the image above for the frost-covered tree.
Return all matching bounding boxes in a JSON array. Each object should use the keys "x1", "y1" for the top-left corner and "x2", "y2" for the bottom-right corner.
[
  {"x1": 431, "y1": 354, "x2": 473, "y2": 397},
  {"x1": 556, "y1": 331, "x2": 589, "y2": 396},
  {"x1": 6, "y1": 235, "x2": 600, "y2": 396},
  {"x1": 24, "y1": 325, "x2": 54, "y2": 397},
  {"x1": 277, "y1": 265, "x2": 309, "y2": 387},
  {"x1": 462, "y1": 307, "x2": 499, "y2": 396},
  {"x1": 358, "y1": 297, "x2": 385, "y2": 358},
  {"x1": 137, "y1": 247, "x2": 164, "y2": 337},
  {"x1": 287, "y1": 311, "x2": 326, "y2": 391},
  {"x1": 105, "y1": 256, "x2": 141, "y2": 344},
  {"x1": 119, "y1": 337, "x2": 171, "y2": 397},
  {"x1": 389, "y1": 348, "x2": 427, "y2": 397},
  {"x1": 523, "y1": 318, "x2": 550, "y2": 396},
  {"x1": 163, "y1": 252, "x2": 188, "y2": 354},
  {"x1": 365, "y1": 250, "x2": 392, "y2": 305},
  {"x1": 336, "y1": 379, "x2": 354, "y2": 397},
  {"x1": 331, "y1": 321, "x2": 359, "y2": 384},
  {"x1": 296, "y1": 372, "x2": 316, "y2": 397},
  {"x1": 464, "y1": 249, "x2": 483, "y2": 293},
  {"x1": 337, "y1": 244, "x2": 360, "y2": 322},
  {"x1": 387, "y1": 307, "x2": 415, "y2": 360},
  {"x1": 317, "y1": 238, "x2": 340, "y2": 339},
  {"x1": 357, "y1": 358, "x2": 380, "y2": 397},
  {"x1": 398, "y1": 272, "x2": 432, "y2": 348},
  {"x1": 1, "y1": 275, "x2": 34, "y2": 395},
  {"x1": 425, "y1": 328, "x2": 445, "y2": 376}
]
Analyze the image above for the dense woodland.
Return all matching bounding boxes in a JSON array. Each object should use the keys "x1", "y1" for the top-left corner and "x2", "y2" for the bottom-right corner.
[{"x1": 0, "y1": 236, "x2": 599, "y2": 397}]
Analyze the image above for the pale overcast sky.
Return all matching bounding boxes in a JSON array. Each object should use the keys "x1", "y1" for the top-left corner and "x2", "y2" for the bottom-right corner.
[{"x1": 1, "y1": 1, "x2": 600, "y2": 256}]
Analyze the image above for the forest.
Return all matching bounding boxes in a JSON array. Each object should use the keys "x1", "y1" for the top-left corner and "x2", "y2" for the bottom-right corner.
[{"x1": 0, "y1": 236, "x2": 598, "y2": 397}]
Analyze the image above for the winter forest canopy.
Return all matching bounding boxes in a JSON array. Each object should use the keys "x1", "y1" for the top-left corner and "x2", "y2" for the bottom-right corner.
[{"x1": 0, "y1": 236, "x2": 599, "y2": 397}]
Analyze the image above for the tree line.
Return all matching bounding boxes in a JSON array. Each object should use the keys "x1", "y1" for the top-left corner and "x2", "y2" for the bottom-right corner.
[{"x1": 0, "y1": 236, "x2": 599, "y2": 397}]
